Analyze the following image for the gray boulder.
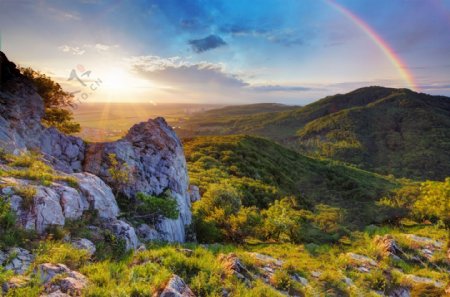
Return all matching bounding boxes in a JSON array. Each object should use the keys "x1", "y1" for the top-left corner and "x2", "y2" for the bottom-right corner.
[
  {"x1": 71, "y1": 238, "x2": 96, "y2": 256},
  {"x1": 2, "y1": 248, "x2": 34, "y2": 274},
  {"x1": 160, "y1": 274, "x2": 195, "y2": 297},
  {"x1": 4, "y1": 172, "x2": 118, "y2": 234},
  {"x1": 103, "y1": 219, "x2": 139, "y2": 250}
]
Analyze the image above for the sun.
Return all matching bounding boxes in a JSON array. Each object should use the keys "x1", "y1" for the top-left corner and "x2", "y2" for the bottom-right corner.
[{"x1": 102, "y1": 68, "x2": 131, "y2": 90}]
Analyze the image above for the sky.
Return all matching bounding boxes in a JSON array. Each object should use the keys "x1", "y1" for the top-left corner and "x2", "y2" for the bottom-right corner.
[{"x1": 0, "y1": 0, "x2": 450, "y2": 105}]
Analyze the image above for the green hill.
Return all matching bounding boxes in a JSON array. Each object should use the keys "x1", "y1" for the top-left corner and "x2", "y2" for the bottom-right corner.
[
  {"x1": 179, "y1": 87, "x2": 450, "y2": 180},
  {"x1": 184, "y1": 135, "x2": 398, "y2": 228}
]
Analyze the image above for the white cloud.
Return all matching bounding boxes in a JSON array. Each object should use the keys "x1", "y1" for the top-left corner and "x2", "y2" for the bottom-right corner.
[
  {"x1": 58, "y1": 43, "x2": 119, "y2": 55},
  {"x1": 58, "y1": 45, "x2": 86, "y2": 55}
]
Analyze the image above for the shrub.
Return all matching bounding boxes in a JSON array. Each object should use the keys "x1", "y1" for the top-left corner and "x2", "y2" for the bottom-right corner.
[
  {"x1": 13, "y1": 185, "x2": 37, "y2": 210},
  {"x1": 107, "y1": 153, "x2": 132, "y2": 195}
]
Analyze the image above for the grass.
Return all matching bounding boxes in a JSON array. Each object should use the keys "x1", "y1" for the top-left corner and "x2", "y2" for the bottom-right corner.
[
  {"x1": 1, "y1": 223, "x2": 447, "y2": 296},
  {"x1": 0, "y1": 151, "x2": 79, "y2": 188}
]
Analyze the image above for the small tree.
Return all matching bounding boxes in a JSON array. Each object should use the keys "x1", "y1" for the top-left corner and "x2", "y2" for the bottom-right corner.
[
  {"x1": 132, "y1": 192, "x2": 179, "y2": 225},
  {"x1": 107, "y1": 153, "x2": 132, "y2": 196},
  {"x1": 20, "y1": 67, "x2": 80, "y2": 134}
]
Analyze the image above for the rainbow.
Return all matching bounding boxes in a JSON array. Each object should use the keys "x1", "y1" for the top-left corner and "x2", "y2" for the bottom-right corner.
[{"x1": 326, "y1": 0, "x2": 419, "y2": 91}]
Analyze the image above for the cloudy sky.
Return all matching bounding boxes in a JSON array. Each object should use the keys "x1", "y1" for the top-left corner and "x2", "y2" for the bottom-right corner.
[{"x1": 1, "y1": 0, "x2": 449, "y2": 104}]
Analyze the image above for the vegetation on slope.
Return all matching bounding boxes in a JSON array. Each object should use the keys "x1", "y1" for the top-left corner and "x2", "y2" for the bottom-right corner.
[
  {"x1": 184, "y1": 135, "x2": 402, "y2": 242},
  {"x1": 179, "y1": 87, "x2": 450, "y2": 180},
  {"x1": 297, "y1": 89, "x2": 450, "y2": 180}
]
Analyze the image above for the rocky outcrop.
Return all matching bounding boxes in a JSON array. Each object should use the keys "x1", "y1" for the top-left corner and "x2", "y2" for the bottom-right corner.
[
  {"x1": 160, "y1": 274, "x2": 195, "y2": 297},
  {"x1": 188, "y1": 185, "x2": 201, "y2": 203},
  {"x1": 84, "y1": 118, "x2": 192, "y2": 242},
  {"x1": 36, "y1": 263, "x2": 88, "y2": 296},
  {"x1": 0, "y1": 53, "x2": 84, "y2": 173},
  {"x1": 2, "y1": 173, "x2": 118, "y2": 233},
  {"x1": 0, "y1": 51, "x2": 193, "y2": 245},
  {"x1": 102, "y1": 219, "x2": 139, "y2": 250},
  {"x1": 374, "y1": 235, "x2": 401, "y2": 258},
  {"x1": 136, "y1": 223, "x2": 161, "y2": 242},
  {"x1": 0, "y1": 248, "x2": 33, "y2": 274}
]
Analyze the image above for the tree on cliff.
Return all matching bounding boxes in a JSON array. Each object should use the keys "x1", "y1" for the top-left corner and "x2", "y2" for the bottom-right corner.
[{"x1": 20, "y1": 67, "x2": 81, "y2": 134}]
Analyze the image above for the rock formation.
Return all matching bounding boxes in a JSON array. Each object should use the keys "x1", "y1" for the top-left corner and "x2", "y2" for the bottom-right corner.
[
  {"x1": 0, "y1": 51, "x2": 193, "y2": 244},
  {"x1": 83, "y1": 118, "x2": 192, "y2": 242}
]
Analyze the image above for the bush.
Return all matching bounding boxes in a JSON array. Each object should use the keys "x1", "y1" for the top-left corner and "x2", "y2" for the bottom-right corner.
[{"x1": 127, "y1": 192, "x2": 179, "y2": 226}]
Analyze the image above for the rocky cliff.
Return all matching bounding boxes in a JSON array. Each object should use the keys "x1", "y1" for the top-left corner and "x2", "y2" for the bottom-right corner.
[
  {"x1": 0, "y1": 51, "x2": 193, "y2": 245},
  {"x1": 83, "y1": 118, "x2": 192, "y2": 242}
]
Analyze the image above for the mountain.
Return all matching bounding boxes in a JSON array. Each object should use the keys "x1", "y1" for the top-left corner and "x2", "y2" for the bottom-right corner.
[
  {"x1": 184, "y1": 134, "x2": 398, "y2": 228},
  {"x1": 178, "y1": 87, "x2": 450, "y2": 180}
]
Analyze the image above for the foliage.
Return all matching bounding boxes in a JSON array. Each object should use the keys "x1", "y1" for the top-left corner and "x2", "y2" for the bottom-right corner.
[
  {"x1": 20, "y1": 67, "x2": 80, "y2": 134},
  {"x1": 0, "y1": 200, "x2": 24, "y2": 248},
  {"x1": 413, "y1": 178, "x2": 450, "y2": 225},
  {"x1": 180, "y1": 87, "x2": 450, "y2": 180},
  {"x1": 13, "y1": 185, "x2": 37, "y2": 210},
  {"x1": 379, "y1": 178, "x2": 450, "y2": 226},
  {"x1": 1, "y1": 151, "x2": 79, "y2": 187},
  {"x1": 107, "y1": 153, "x2": 132, "y2": 195},
  {"x1": 193, "y1": 181, "x2": 261, "y2": 243},
  {"x1": 129, "y1": 192, "x2": 179, "y2": 225},
  {"x1": 186, "y1": 134, "x2": 397, "y2": 243}
]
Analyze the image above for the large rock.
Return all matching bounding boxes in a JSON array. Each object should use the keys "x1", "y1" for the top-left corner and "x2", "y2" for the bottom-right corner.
[
  {"x1": 3, "y1": 173, "x2": 118, "y2": 233},
  {"x1": 36, "y1": 263, "x2": 88, "y2": 296},
  {"x1": 0, "y1": 51, "x2": 85, "y2": 173},
  {"x1": 84, "y1": 118, "x2": 192, "y2": 242},
  {"x1": 73, "y1": 173, "x2": 119, "y2": 219},
  {"x1": 136, "y1": 224, "x2": 161, "y2": 242},
  {"x1": 71, "y1": 238, "x2": 96, "y2": 256},
  {"x1": 103, "y1": 219, "x2": 139, "y2": 250},
  {"x1": 1, "y1": 248, "x2": 34, "y2": 274},
  {"x1": 160, "y1": 274, "x2": 195, "y2": 297},
  {"x1": 374, "y1": 235, "x2": 401, "y2": 258}
]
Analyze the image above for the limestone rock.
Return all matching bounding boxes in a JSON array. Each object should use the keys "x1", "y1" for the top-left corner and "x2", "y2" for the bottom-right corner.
[
  {"x1": 2, "y1": 275, "x2": 30, "y2": 293},
  {"x1": 346, "y1": 253, "x2": 377, "y2": 272},
  {"x1": 71, "y1": 238, "x2": 96, "y2": 256},
  {"x1": 219, "y1": 253, "x2": 252, "y2": 282},
  {"x1": 5, "y1": 173, "x2": 118, "y2": 234},
  {"x1": 160, "y1": 274, "x2": 195, "y2": 297},
  {"x1": 84, "y1": 117, "x2": 192, "y2": 242},
  {"x1": 103, "y1": 219, "x2": 139, "y2": 250},
  {"x1": 374, "y1": 235, "x2": 401, "y2": 258},
  {"x1": 2, "y1": 248, "x2": 34, "y2": 274},
  {"x1": 136, "y1": 224, "x2": 161, "y2": 242},
  {"x1": 73, "y1": 172, "x2": 119, "y2": 219},
  {"x1": 0, "y1": 52, "x2": 84, "y2": 173},
  {"x1": 36, "y1": 263, "x2": 88, "y2": 296},
  {"x1": 188, "y1": 185, "x2": 201, "y2": 202}
]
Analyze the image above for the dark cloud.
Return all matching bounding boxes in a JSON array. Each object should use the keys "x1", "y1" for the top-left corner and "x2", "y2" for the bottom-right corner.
[{"x1": 188, "y1": 35, "x2": 227, "y2": 53}]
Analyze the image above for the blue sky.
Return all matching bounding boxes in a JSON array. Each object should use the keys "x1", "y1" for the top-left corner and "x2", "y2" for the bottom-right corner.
[{"x1": 0, "y1": 0, "x2": 449, "y2": 104}]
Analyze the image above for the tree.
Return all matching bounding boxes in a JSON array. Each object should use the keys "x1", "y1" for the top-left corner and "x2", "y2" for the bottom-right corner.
[
  {"x1": 262, "y1": 197, "x2": 302, "y2": 242},
  {"x1": 132, "y1": 192, "x2": 179, "y2": 225},
  {"x1": 193, "y1": 181, "x2": 261, "y2": 243},
  {"x1": 414, "y1": 178, "x2": 450, "y2": 226},
  {"x1": 20, "y1": 67, "x2": 80, "y2": 134},
  {"x1": 107, "y1": 153, "x2": 132, "y2": 196}
]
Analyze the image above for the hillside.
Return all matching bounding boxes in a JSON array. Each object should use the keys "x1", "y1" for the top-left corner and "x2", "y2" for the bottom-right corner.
[
  {"x1": 179, "y1": 87, "x2": 450, "y2": 180},
  {"x1": 184, "y1": 135, "x2": 398, "y2": 229}
]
